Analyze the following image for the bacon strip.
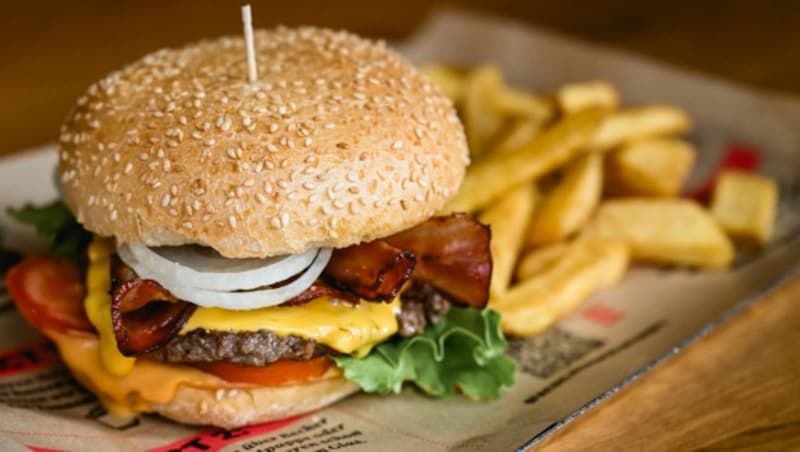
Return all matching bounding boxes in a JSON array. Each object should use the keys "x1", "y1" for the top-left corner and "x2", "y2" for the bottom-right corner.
[
  {"x1": 109, "y1": 262, "x2": 357, "y2": 356},
  {"x1": 280, "y1": 280, "x2": 359, "y2": 306},
  {"x1": 111, "y1": 278, "x2": 197, "y2": 356},
  {"x1": 324, "y1": 240, "x2": 416, "y2": 301},
  {"x1": 384, "y1": 214, "x2": 492, "y2": 309}
]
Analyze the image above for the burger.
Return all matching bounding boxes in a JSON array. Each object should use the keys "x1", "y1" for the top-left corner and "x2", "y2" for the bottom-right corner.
[{"x1": 5, "y1": 26, "x2": 515, "y2": 429}]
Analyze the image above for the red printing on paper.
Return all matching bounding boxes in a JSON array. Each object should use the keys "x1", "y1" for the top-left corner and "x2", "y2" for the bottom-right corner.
[
  {"x1": 148, "y1": 414, "x2": 306, "y2": 452},
  {"x1": 0, "y1": 340, "x2": 61, "y2": 378},
  {"x1": 685, "y1": 144, "x2": 761, "y2": 202},
  {"x1": 582, "y1": 305, "x2": 625, "y2": 326}
]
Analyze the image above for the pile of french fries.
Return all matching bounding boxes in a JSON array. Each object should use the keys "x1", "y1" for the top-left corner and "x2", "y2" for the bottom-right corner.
[{"x1": 424, "y1": 64, "x2": 779, "y2": 338}]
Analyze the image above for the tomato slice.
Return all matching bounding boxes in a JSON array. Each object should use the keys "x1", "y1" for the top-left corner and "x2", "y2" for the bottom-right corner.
[
  {"x1": 5, "y1": 256, "x2": 93, "y2": 333},
  {"x1": 194, "y1": 356, "x2": 333, "y2": 386}
]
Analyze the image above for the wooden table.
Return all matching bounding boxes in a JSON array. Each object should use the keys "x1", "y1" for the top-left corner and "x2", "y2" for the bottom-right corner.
[{"x1": 2, "y1": 2, "x2": 798, "y2": 450}]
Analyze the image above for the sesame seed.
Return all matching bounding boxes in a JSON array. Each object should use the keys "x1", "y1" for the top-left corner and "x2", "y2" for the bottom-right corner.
[
  {"x1": 161, "y1": 194, "x2": 171, "y2": 207},
  {"x1": 281, "y1": 213, "x2": 290, "y2": 227},
  {"x1": 228, "y1": 215, "x2": 237, "y2": 228},
  {"x1": 183, "y1": 221, "x2": 193, "y2": 229},
  {"x1": 109, "y1": 210, "x2": 118, "y2": 221},
  {"x1": 392, "y1": 140, "x2": 404, "y2": 150},
  {"x1": 270, "y1": 217, "x2": 281, "y2": 228}
]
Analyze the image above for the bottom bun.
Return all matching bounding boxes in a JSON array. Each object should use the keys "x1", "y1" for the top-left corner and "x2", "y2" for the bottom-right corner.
[{"x1": 153, "y1": 376, "x2": 360, "y2": 429}]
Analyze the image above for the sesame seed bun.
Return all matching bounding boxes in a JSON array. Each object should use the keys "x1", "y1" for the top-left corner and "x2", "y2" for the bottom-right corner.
[
  {"x1": 58, "y1": 26, "x2": 468, "y2": 258},
  {"x1": 154, "y1": 376, "x2": 359, "y2": 429}
]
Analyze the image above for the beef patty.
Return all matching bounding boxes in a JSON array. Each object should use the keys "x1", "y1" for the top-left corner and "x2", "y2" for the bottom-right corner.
[{"x1": 146, "y1": 282, "x2": 451, "y2": 366}]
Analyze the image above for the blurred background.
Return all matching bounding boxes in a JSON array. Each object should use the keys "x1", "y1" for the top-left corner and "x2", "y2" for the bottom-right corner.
[{"x1": 1, "y1": 0, "x2": 798, "y2": 155}]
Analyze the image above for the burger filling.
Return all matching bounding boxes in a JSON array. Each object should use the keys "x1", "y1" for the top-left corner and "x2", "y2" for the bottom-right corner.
[
  {"x1": 143, "y1": 282, "x2": 450, "y2": 366},
  {"x1": 6, "y1": 204, "x2": 516, "y2": 414}
]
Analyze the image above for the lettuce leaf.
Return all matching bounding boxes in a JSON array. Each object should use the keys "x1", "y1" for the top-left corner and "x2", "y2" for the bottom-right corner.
[
  {"x1": 332, "y1": 307, "x2": 516, "y2": 400},
  {"x1": 7, "y1": 200, "x2": 90, "y2": 262}
]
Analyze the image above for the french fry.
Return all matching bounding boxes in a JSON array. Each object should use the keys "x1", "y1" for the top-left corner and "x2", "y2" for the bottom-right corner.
[
  {"x1": 605, "y1": 138, "x2": 696, "y2": 197},
  {"x1": 444, "y1": 107, "x2": 605, "y2": 213},
  {"x1": 589, "y1": 105, "x2": 692, "y2": 151},
  {"x1": 492, "y1": 239, "x2": 629, "y2": 337},
  {"x1": 557, "y1": 81, "x2": 620, "y2": 114},
  {"x1": 490, "y1": 85, "x2": 553, "y2": 122},
  {"x1": 515, "y1": 241, "x2": 570, "y2": 281},
  {"x1": 492, "y1": 118, "x2": 544, "y2": 155},
  {"x1": 584, "y1": 199, "x2": 734, "y2": 269},
  {"x1": 462, "y1": 65, "x2": 507, "y2": 156},
  {"x1": 710, "y1": 171, "x2": 778, "y2": 244},
  {"x1": 421, "y1": 64, "x2": 467, "y2": 103},
  {"x1": 526, "y1": 152, "x2": 603, "y2": 246},
  {"x1": 479, "y1": 185, "x2": 539, "y2": 297}
]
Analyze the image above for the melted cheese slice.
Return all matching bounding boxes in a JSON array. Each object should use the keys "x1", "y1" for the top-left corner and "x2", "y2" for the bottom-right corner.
[
  {"x1": 47, "y1": 329, "x2": 222, "y2": 416},
  {"x1": 183, "y1": 298, "x2": 399, "y2": 357},
  {"x1": 85, "y1": 237, "x2": 399, "y2": 378}
]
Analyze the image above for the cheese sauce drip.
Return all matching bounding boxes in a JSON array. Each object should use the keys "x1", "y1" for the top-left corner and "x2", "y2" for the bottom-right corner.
[
  {"x1": 85, "y1": 237, "x2": 399, "y2": 377},
  {"x1": 85, "y1": 237, "x2": 135, "y2": 376},
  {"x1": 47, "y1": 330, "x2": 222, "y2": 416}
]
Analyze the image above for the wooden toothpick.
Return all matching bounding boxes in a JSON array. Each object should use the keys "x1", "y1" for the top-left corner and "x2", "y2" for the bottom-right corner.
[{"x1": 241, "y1": 4, "x2": 258, "y2": 83}]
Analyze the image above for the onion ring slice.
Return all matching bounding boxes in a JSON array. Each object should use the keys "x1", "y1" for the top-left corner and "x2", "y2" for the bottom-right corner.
[
  {"x1": 120, "y1": 243, "x2": 317, "y2": 292},
  {"x1": 117, "y1": 247, "x2": 333, "y2": 310}
]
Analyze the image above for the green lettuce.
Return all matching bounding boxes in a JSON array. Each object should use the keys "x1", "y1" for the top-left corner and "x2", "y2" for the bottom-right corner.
[
  {"x1": 332, "y1": 307, "x2": 516, "y2": 400},
  {"x1": 7, "y1": 200, "x2": 90, "y2": 262}
]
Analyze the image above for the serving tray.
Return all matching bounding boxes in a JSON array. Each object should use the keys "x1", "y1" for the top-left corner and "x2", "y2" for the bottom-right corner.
[{"x1": 0, "y1": 9, "x2": 798, "y2": 451}]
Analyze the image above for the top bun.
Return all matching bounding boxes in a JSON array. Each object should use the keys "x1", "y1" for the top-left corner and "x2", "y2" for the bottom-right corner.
[{"x1": 58, "y1": 27, "x2": 468, "y2": 258}]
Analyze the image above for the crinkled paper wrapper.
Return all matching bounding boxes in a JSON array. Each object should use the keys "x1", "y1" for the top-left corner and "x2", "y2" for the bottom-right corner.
[{"x1": 0, "y1": 9, "x2": 798, "y2": 452}]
